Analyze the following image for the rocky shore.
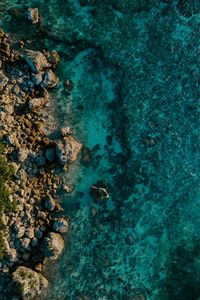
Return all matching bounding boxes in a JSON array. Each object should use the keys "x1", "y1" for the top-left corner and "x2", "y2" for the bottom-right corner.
[{"x1": 0, "y1": 22, "x2": 82, "y2": 299}]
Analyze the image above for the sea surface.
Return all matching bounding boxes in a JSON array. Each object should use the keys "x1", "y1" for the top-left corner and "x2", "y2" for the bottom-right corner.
[{"x1": 1, "y1": 1, "x2": 200, "y2": 299}]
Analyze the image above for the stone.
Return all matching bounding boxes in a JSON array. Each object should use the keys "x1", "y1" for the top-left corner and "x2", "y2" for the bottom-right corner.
[
  {"x1": 32, "y1": 72, "x2": 43, "y2": 85},
  {"x1": 28, "y1": 96, "x2": 48, "y2": 111},
  {"x1": 44, "y1": 194, "x2": 56, "y2": 211},
  {"x1": 60, "y1": 127, "x2": 72, "y2": 137},
  {"x1": 20, "y1": 237, "x2": 31, "y2": 249},
  {"x1": 4, "y1": 239, "x2": 18, "y2": 263},
  {"x1": 24, "y1": 8, "x2": 39, "y2": 24},
  {"x1": 55, "y1": 136, "x2": 82, "y2": 165},
  {"x1": 62, "y1": 184, "x2": 73, "y2": 193},
  {"x1": 35, "y1": 155, "x2": 46, "y2": 166},
  {"x1": 24, "y1": 50, "x2": 50, "y2": 73},
  {"x1": 41, "y1": 69, "x2": 58, "y2": 88},
  {"x1": 91, "y1": 185, "x2": 109, "y2": 200},
  {"x1": 0, "y1": 71, "x2": 8, "y2": 90},
  {"x1": 53, "y1": 218, "x2": 68, "y2": 234},
  {"x1": 16, "y1": 226, "x2": 25, "y2": 239},
  {"x1": 40, "y1": 232, "x2": 64, "y2": 260},
  {"x1": 12, "y1": 266, "x2": 48, "y2": 299},
  {"x1": 43, "y1": 50, "x2": 60, "y2": 67}
]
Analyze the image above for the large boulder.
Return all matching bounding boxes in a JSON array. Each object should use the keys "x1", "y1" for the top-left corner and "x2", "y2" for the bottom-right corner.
[
  {"x1": 55, "y1": 136, "x2": 82, "y2": 165},
  {"x1": 24, "y1": 50, "x2": 50, "y2": 73},
  {"x1": 41, "y1": 232, "x2": 64, "y2": 260},
  {"x1": 12, "y1": 266, "x2": 48, "y2": 299},
  {"x1": 24, "y1": 8, "x2": 39, "y2": 24}
]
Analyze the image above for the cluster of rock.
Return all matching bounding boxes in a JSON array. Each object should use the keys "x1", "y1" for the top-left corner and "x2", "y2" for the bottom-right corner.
[{"x1": 0, "y1": 26, "x2": 82, "y2": 299}]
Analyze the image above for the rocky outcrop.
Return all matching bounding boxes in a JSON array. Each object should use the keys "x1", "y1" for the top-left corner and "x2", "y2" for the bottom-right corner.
[
  {"x1": 24, "y1": 50, "x2": 50, "y2": 73},
  {"x1": 12, "y1": 266, "x2": 48, "y2": 299},
  {"x1": 41, "y1": 232, "x2": 64, "y2": 260},
  {"x1": 55, "y1": 136, "x2": 82, "y2": 165}
]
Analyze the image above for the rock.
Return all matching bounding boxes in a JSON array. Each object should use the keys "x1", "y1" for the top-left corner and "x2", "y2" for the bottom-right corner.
[
  {"x1": 62, "y1": 184, "x2": 73, "y2": 193},
  {"x1": 17, "y1": 149, "x2": 28, "y2": 163},
  {"x1": 28, "y1": 95, "x2": 48, "y2": 111},
  {"x1": 32, "y1": 72, "x2": 43, "y2": 85},
  {"x1": 12, "y1": 266, "x2": 48, "y2": 299},
  {"x1": 44, "y1": 194, "x2": 56, "y2": 211},
  {"x1": 0, "y1": 71, "x2": 8, "y2": 90},
  {"x1": 35, "y1": 155, "x2": 46, "y2": 166},
  {"x1": 43, "y1": 50, "x2": 60, "y2": 67},
  {"x1": 24, "y1": 8, "x2": 39, "y2": 24},
  {"x1": 60, "y1": 127, "x2": 72, "y2": 137},
  {"x1": 20, "y1": 237, "x2": 31, "y2": 249},
  {"x1": 4, "y1": 239, "x2": 18, "y2": 263},
  {"x1": 55, "y1": 136, "x2": 82, "y2": 165},
  {"x1": 41, "y1": 232, "x2": 64, "y2": 260},
  {"x1": 41, "y1": 69, "x2": 58, "y2": 88},
  {"x1": 24, "y1": 50, "x2": 50, "y2": 73},
  {"x1": 91, "y1": 185, "x2": 109, "y2": 200},
  {"x1": 125, "y1": 235, "x2": 134, "y2": 245},
  {"x1": 53, "y1": 218, "x2": 68, "y2": 234}
]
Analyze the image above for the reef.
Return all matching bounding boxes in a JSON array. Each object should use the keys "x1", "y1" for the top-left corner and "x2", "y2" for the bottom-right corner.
[{"x1": 0, "y1": 17, "x2": 82, "y2": 299}]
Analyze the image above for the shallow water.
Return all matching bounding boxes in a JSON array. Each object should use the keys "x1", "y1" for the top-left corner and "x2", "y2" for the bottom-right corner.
[{"x1": 1, "y1": 1, "x2": 200, "y2": 299}]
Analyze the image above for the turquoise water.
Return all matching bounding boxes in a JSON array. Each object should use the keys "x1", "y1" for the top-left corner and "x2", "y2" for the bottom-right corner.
[{"x1": 1, "y1": 1, "x2": 200, "y2": 299}]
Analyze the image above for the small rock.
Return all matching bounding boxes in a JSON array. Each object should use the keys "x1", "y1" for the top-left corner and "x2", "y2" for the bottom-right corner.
[
  {"x1": 45, "y1": 147, "x2": 56, "y2": 163},
  {"x1": 24, "y1": 8, "x2": 39, "y2": 24},
  {"x1": 44, "y1": 194, "x2": 56, "y2": 212},
  {"x1": 53, "y1": 218, "x2": 68, "y2": 234},
  {"x1": 0, "y1": 71, "x2": 9, "y2": 90},
  {"x1": 91, "y1": 185, "x2": 109, "y2": 200},
  {"x1": 125, "y1": 235, "x2": 134, "y2": 245}
]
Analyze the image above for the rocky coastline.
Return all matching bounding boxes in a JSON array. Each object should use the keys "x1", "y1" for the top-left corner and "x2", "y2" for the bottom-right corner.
[{"x1": 0, "y1": 17, "x2": 82, "y2": 299}]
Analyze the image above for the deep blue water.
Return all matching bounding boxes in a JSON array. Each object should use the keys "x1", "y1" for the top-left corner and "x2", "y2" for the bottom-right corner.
[{"x1": 1, "y1": 1, "x2": 200, "y2": 299}]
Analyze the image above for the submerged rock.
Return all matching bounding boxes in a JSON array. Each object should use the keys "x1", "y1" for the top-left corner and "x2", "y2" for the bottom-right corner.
[
  {"x1": 55, "y1": 136, "x2": 82, "y2": 165},
  {"x1": 24, "y1": 50, "x2": 50, "y2": 73},
  {"x1": 41, "y1": 232, "x2": 64, "y2": 260},
  {"x1": 24, "y1": 8, "x2": 39, "y2": 24},
  {"x1": 12, "y1": 266, "x2": 48, "y2": 299},
  {"x1": 91, "y1": 185, "x2": 109, "y2": 200}
]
